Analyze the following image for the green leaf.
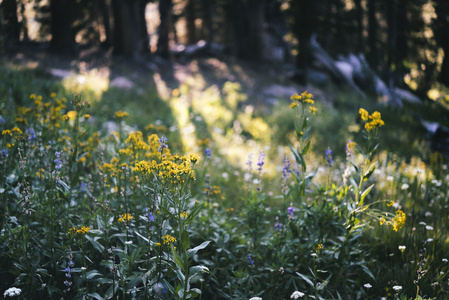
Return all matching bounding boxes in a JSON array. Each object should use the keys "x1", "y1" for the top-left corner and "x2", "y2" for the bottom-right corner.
[
  {"x1": 160, "y1": 206, "x2": 175, "y2": 219},
  {"x1": 363, "y1": 163, "x2": 376, "y2": 180},
  {"x1": 296, "y1": 272, "x2": 314, "y2": 287},
  {"x1": 134, "y1": 230, "x2": 149, "y2": 243},
  {"x1": 87, "y1": 293, "x2": 103, "y2": 300},
  {"x1": 302, "y1": 140, "x2": 311, "y2": 155},
  {"x1": 86, "y1": 235, "x2": 105, "y2": 253},
  {"x1": 317, "y1": 274, "x2": 332, "y2": 290},
  {"x1": 181, "y1": 230, "x2": 190, "y2": 251},
  {"x1": 360, "y1": 183, "x2": 375, "y2": 205},
  {"x1": 171, "y1": 244, "x2": 184, "y2": 269},
  {"x1": 56, "y1": 179, "x2": 70, "y2": 193},
  {"x1": 187, "y1": 241, "x2": 210, "y2": 257},
  {"x1": 86, "y1": 270, "x2": 102, "y2": 279},
  {"x1": 185, "y1": 203, "x2": 205, "y2": 225}
]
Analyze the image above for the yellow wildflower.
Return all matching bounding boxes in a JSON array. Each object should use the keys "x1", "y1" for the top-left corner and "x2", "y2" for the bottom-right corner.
[
  {"x1": 78, "y1": 156, "x2": 87, "y2": 163},
  {"x1": 2, "y1": 129, "x2": 11, "y2": 136},
  {"x1": 51, "y1": 92, "x2": 57, "y2": 98},
  {"x1": 162, "y1": 234, "x2": 177, "y2": 245},
  {"x1": 289, "y1": 102, "x2": 298, "y2": 109},
  {"x1": 114, "y1": 110, "x2": 129, "y2": 119},
  {"x1": 392, "y1": 210, "x2": 406, "y2": 232},
  {"x1": 83, "y1": 114, "x2": 91, "y2": 119},
  {"x1": 387, "y1": 200, "x2": 394, "y2": 207},
  {"x1": 68, "y1": 226, "x2": 91, "y2": 235},
  {"x1": 309, "y1": 106, "x2": 317, "y2": 114},
  {"x1": 379, "y1": 216, "x2": 386, "y2": 225},
  {"x1": 30, "y1": 94, "x2": 36, "y2": 99},
  {"x1": 316, "y1": 244, "x2": 324, "y2": 253},
  {"x1": 67, "y1": 111, "x2": 76, "y2": 121},
  {"x1": 180, "y1": 212, "x2": 189, "y2": 218},
  {"x1": 118, "y1": 213, "x2": 134, "y2": 223},
  {"x1": 359, "y1": 108, "x2": 369, "y2": 121}
]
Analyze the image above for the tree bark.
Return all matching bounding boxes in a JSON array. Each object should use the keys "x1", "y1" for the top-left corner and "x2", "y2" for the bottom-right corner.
[
  {"x1": 290, "y1": 0, "x2": 317, "y2": 84},
  {"x1": 434, "y1": 0, "x2": 449, "y2": 86},
  {"x1": 98, "y1": 0, "x2": 112, "y2": 47},
  {"x1": 50, "y1": 0, "x2": 76, "y2": 52},
  {"x1": 185, "y1": 0, "x2": 196, "y2": 44},
  {"x1": 367, "y1": 0, "x2": 377, "y2": 68},
  {"x1": 157, "y1": 0, "x2": 173, "y2": 58},
  {"x1": 111, "y1": 0, "x2": 149, "y2": 58},
  {"x1": 2, "y1": 0, "x2": 20, "y2": 45}
]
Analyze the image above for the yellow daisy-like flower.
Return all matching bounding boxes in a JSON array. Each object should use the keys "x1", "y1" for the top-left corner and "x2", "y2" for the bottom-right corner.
[
  {"x1": 2, "y1": 129, "x2": 11, "y2": 136},
  {"x1": 289, "y1": 102, "x2": 299, "y2": 109},
  {"x1": 118, "y1": 213, "x2": 134, "y2": 223},
  {"x1": 316, "y1": 243, "x2": 324, "y2": 253},
  {"x1": 83, "y1": 114, "x2": 91, "y2": 119},
  {"x1": 68, "y1": 226, "x2": 91, "y2": 236},
  {"x1": 379, "y1": 216, "x2": 386, "y2": 225},
  {"x1": 114, "y1": 110, "x2": 128, "y2": 119},
  {"x1": 309, "y1": 106, "x2": 317, "y2": 114},
  {"x1": 387, "y1": 200, "x2": 394, "y2": 207},
  {"x1": 359, "y1": 108, "x2": 369, "y2": 121},
  {"x1": 162, "y1": 234, "x2": 177, "y2": 245},
  {"x1": 180, "y1": 211, "x2": 189, "y2": 218}
]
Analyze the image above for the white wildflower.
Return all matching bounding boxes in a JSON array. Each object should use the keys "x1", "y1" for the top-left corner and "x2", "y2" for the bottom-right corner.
[
  {"x1": 221, "y1": 172, "x2": 229, "y2": 179},
  {"x1": 425, "y1": 211, "x2": 432, "y2": 217},
  {"x1": 364, "y1": 283, "x2": 372, "y2": 288},
  {"x1": 392, "y1": 285, "x2": 402, "y2": 291},
  {"x1": 386, "y1": 176, "x2": 394, "y2": 181},
  {"x1": 398, "y1": 245, "x2": 406, "y2": 252},
  {"x1": 427, "y1": 238, "x2": 434, "y2": 242},
  {"x1": 4, "y1": 287, "x2": 21, "y2": 297},
  {"x1": 442, "y1": 258, "x2": 448, "y2": 262},
  {"x1": 249, "y1": 297, "x2": 262, "y2": 300},
  {"x1": 291, "y1": 291, "x2": 305, "y2": 298},
  {"x1": 401, "y1": 183, "x2": 409, "y2": 190},
  {"x1": 426, "y1": 225, "x2": 434, "y2": 231}
]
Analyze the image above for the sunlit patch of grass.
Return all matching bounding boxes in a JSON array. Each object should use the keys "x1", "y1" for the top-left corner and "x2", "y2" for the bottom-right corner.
[{"x1": 60, "y1": 68, "x2": 109, "y2": 101}]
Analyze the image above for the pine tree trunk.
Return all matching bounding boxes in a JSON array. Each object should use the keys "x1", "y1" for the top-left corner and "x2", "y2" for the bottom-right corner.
[
  {"x1": 2, "y1": 0, "x2": 20, "y2": 45},
  {"x1": 49, "y1": 0, "x2": 76, "y2": 52},
  {"x1": 157, "y1": 0, "x2": 173, "y2": 58}
]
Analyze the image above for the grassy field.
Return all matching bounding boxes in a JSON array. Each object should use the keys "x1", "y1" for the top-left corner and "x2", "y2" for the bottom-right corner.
[{"x1": 1, "y1": 52, "x2": 449, "y2": 299}]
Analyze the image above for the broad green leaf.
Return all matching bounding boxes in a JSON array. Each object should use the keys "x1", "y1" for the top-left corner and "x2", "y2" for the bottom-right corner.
[
  {"x1": 360, "y1": 183, "x2": 375, "y2": 205},
  {"x1": 187, "y1": 241, "x2": 210, "y2": 257},
  {"x1": 171, "y1": 244, "x2": 184, "y2": 269},
  {"x1": 296, "y1": 272, "x2": 314, "y2": 287},
  {"x1": 181, "y1": 230, "x2": 190, "y2": 251}
]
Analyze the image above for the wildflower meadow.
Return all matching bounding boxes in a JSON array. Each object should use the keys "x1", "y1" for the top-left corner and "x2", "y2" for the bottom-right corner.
[{"x1": 1, "y1": 76, "x2": 449, "y2": 300}]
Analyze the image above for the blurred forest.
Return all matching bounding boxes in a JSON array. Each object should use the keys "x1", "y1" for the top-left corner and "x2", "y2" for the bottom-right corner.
[{"x1": 0, "y1": 0, "x2": 448, "y2": 98}]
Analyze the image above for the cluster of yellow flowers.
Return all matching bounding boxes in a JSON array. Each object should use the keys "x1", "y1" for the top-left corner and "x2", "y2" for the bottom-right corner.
[
  {"x1": 114, "y1": 110, "x2": 128, "y2": 119},
  {"x1": 133, "y1": 152, "x2": 198, "y2": 185},
  {"x1": 118, "y1": 213, "x2": 134, "y2": 223},
  {"x1": 379, "y1": 209, "x2": 406, "y2": 231},
  {"x1": 359, "y1": 108, "x2": 385, "y2": 131},
  {"x1": 180, "y1": 211, "x2": 189, "y2": 218},
  {"x1": 68, "y1": 226, "x2": 91, "y2": 235},
  {"x1": 316, "y1": 243, "x2": 324, "y2": 253},
  {"x1": 289, "y1": 91, "x2": 317, "y2": 114},
  {"x1": 162, "y1": 234, "x2": 177, "y2": 245}
]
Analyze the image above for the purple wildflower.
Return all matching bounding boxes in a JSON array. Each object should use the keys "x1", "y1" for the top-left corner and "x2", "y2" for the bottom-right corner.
[
  {"x1": 54, "y1": 151, "x2": 62, "y2": 170},
  {"x1": 158, "y1": 136, "x2": 168, "y2": 152},
  {"x1": 204, "y1": 148, "x2": 212, "y2": 159},
  {"x1": 274, "y1": 216, "x2": 283, "y2": 231},
  {"x1": 248, "y1": 254, "x2": 254, "y2": 265},
  {"x1": 257, "y1": 151, "x2": 266, "y2": 174},
  {"x1": 287, "y1": 205, "x2": 295, "y2": 219},
  {"x1": 26, "y1": 128, "x2": 36, "y2": 143},
  {"x1": 325, "y1": 148, "x2": 333, "y2": 167}
]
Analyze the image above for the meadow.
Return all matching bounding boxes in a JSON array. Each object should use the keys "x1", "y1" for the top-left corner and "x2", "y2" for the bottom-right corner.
[{"x1": 1, "y1": 59, "x2": 448, "y2": 300}]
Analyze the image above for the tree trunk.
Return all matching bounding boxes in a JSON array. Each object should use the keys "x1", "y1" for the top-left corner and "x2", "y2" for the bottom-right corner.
[
  {"x1": 50, "y1": 0, "x2": 76, "y2": 52},
  {"x1": 290, "y1": 0, "x2": 317, "y2": 84},
  {"x1": 367, "y1": 0, "x2": 377, "y2": 68},
  {"x1": 201, "y1": 0, "x2": 213, "y2": 43},
  {"x1": 354, "y1": 0, "x2": 363, "y2": 52},
  {"x1": 434, "y1": 0, "x2": 449, "y2": 86},
  {"x1": 98, "y1": 0, "x2": 112, "y2": 47},
  {"x1": 2, "y1": 0, "x2": 20, "y2": 45},
  {"x1": 157, "y1": 0, "x2": 172, "y2": 58},
  {"x1": 185, "y1": 0, "x2": 196, "y2": 44},
  {"x1": 247, "y1": 0, "x2": 266, "y2": 60},
  {"x1": 111, "y1": 0, "x2": 149, "y2": 58}
]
